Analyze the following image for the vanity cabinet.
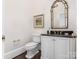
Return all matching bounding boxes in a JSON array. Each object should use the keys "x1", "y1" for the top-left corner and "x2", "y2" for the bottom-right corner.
[{"x1": 41, "y1": 36, "x2": 76, "y2": 59}]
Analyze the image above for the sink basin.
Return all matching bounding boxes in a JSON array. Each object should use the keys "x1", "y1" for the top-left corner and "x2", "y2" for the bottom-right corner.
[{"x1": 47, "y1": 30, "x2": 73, "y2": 36}]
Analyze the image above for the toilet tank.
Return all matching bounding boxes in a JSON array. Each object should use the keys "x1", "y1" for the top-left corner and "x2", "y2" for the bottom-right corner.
[{"x1": 32, "y1": 35, "x2": 41, "y2": 43}]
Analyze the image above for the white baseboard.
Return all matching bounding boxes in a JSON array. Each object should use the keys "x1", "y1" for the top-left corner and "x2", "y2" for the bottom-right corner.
[{"x1": 4, "y1": 46, "x2": 26, "y2": 59}]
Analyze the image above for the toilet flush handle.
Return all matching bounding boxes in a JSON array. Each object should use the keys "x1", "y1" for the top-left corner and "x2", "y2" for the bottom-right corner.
[{"x1": 2, "y1": 35, "x2": 5, "y2": 41}]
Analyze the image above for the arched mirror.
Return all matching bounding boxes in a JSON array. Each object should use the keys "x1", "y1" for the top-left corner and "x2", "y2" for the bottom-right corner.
[{"x1": 51, "y1": 0, "x2": 68, "y2": 29}]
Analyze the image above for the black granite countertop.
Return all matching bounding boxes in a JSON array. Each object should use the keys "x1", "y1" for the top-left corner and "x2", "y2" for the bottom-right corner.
[{"x1": 41, "y1": 34, "x2": 77, "y2": 38}]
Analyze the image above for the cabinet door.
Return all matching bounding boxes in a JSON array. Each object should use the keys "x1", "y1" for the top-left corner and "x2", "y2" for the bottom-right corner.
[
  {"x1": 41, "y1": 36, "x2": 52, "y2": 59},
  {"x1": 50, "y1": 37, "x2": 56, "y2": 59},
  {"x1": 55, "y1": 37, "x2": 69, "y2": 59},
  {"x1": 69, "y1": 38, "x2": 76, "y2": 59},
  {"x1": 51, "y1": 37, "x2": 69, "y2": 59}
]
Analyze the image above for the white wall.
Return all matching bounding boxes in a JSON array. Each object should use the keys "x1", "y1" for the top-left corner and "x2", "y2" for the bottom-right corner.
[
  {"x1": 32, "y1": 0, "x2": 77, "y2": 34},
  {"x1": 3, "y1": 0, "x2": 33, "y2": 53}
]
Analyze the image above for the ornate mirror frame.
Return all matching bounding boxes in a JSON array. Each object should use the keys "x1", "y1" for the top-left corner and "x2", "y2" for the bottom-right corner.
[{"x1": 51, "y1": 0, "x2": 68, "y2": 29}]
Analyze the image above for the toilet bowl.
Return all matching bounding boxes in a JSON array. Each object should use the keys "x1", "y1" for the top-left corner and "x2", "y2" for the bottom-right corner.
[
  {"x1": 25, "y1": 42, "x2": 38, "y2": 50},
  {"x1": 25, "y1": 35, "x2": 41, "y2": 59}
]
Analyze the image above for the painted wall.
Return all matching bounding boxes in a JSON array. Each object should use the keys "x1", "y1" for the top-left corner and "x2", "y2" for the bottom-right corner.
[
  {"x1": 3, "y1": 0, "x2": 33, "y2": 53},
  {"x1": 32, "y1": 0, "x2": 77, "y2": 34}
]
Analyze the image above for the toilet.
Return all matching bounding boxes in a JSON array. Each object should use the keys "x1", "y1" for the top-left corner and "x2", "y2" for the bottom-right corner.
[{"x1": 25, "y1": 35, "x2": 41, "y2": 59}]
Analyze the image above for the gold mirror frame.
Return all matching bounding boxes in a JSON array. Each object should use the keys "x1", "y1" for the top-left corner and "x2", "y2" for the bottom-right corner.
[{"x1": 51, "y1": 0, "x2": 68, "y2": 29}]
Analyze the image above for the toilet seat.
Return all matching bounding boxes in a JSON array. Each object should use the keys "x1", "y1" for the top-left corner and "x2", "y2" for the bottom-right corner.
[{"x1": 26, "y1": 42, "x2": 38, "y2": 47}]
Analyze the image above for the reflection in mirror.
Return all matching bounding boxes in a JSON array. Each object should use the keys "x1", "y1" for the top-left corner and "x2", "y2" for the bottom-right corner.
[{"x1": 51, "y1": 0, "x2": 68, "y2": 29}]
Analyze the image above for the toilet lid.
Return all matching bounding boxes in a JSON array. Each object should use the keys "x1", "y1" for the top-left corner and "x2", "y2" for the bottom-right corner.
[{"x1": 26, "y1": 42, "x2": 38, "y2": 47}]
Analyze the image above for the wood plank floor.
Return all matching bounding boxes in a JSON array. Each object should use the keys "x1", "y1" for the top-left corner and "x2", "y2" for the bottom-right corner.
[{"x1": 13, "y1": 51, "x2": 41, "y2": 59}]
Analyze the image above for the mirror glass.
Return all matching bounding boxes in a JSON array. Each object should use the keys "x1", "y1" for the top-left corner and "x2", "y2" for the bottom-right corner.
[{"x1": 51, "y1": 0, "x2": 68, "y2": 29}]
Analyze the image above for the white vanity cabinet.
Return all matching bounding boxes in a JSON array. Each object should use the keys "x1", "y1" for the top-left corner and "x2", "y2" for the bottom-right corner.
[{"x1": 41, "y1": 35, "x2": 76, "y2": 59}]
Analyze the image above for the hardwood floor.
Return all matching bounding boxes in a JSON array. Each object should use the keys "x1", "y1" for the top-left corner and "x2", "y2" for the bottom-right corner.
[{"x1": 13, "y1": 51, "x2": 41, "y2": 59}]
